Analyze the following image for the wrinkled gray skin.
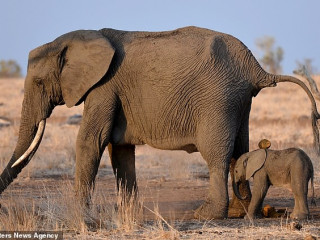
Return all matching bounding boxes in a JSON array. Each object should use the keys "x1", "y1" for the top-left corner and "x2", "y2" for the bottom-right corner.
[
  {"x1": 233, "y1": 149, "x2": 315, "y2": 220},
  {"x1": 0, "y1": 27, "x2": 319, "y2": 220}
]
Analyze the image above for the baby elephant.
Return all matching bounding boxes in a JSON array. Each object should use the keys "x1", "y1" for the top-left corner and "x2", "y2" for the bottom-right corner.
[{"x1": 233, "y1": 148, "x2": 315, "y2": 219}]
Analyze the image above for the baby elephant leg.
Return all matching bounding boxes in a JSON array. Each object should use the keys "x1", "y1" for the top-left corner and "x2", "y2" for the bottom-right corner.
[
  {"x1": 291, "y1": 176, "x2": 309, "y2": 219},
  {"x1": 246, "y1": 173, "x2": 269, "y2": 220}
]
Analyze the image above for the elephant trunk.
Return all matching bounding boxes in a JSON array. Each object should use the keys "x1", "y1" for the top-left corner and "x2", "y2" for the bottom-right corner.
[
  {"x1": 232, "y1": 180, "x2": 247, "y2": 200},
  {"x1": 0, "y1": 101, "x2": 47, "y2": 194},
  {"x1": 274, "y1": 75, "x2": 320, "y2": 154},
  {"x1": 11, "y1": 120, "x2": 46, "y2": 168}
]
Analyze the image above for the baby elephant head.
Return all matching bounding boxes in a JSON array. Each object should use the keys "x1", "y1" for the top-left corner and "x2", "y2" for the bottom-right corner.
[{"x1": 232, "y1": 149, "x2": 267, "y2": 200}]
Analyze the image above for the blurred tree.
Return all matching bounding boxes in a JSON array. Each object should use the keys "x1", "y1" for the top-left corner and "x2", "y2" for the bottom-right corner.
[
  {"x1": 255, "y1": 36, "x2": 283, "y2": 74},
  {"x1": 296, "y1": 58, "x2": 318, "y2": 75},
  {"x1": 0, "y1": 60, "x2": 22, "y2": 78}
]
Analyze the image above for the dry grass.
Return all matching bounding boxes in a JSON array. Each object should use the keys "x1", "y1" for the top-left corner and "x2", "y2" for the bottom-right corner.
[
  {"x1": 1, "y1": 190, "x2": 319, "y2": 240},
  {"x1": 1, "y1": 77, "x2": 320, "y2": 239},
  {"x1": 0, "y1": 182, "x2": 184, "y2": 239},
  {"x1": 0, "y1": 199, "x2": 40, "y2": 231}
]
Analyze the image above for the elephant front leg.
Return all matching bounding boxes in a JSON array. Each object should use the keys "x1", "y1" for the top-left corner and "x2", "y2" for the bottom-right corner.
[
  {"x1": 108, "y1": 143, "x2": 137, "y2": 198},
  {"x1": 246, "y1": 173, "x2": 269, "y2": 220},
  {"x1": 74, "y1": 131, "x2": 108, "y2": 228},
  {"x1": 75, "y1": 136, "x2": 105, "y2": 208},
  {"x1": 74, "y1": 107, "x2": 113, "y2": 208}
]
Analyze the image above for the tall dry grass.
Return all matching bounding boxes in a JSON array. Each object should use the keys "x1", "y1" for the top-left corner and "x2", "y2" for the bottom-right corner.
[{"x1": 0, "y1": 182, "x2": 188, "y2": 239}]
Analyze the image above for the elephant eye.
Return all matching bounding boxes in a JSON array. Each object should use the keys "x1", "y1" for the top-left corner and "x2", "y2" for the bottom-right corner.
[{"x1": 34, "y1": 78, "x2": 43, "y2": 87}]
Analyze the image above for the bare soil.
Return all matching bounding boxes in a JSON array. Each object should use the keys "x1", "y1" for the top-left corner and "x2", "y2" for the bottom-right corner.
[{"x1": 3, "y1": 173, "x2": 320, "y2": 220}]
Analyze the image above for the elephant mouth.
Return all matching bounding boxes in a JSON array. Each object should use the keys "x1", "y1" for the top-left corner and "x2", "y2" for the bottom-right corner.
[{"x1": 11, "y1": 119, "x2": 46, "y2": 168}]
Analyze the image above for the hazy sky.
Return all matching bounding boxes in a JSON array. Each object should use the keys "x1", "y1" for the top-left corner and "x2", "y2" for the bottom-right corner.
[{"x1": 1, "y1": 0, "x2": 319, "y2": 75}]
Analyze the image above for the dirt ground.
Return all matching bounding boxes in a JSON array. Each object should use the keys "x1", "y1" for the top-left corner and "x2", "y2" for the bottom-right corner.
[{"x1": 1, "y1": 77, "x2": 320, "y2": 239}]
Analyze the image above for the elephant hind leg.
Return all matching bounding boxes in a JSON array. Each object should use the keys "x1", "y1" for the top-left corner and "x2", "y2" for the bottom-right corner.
[
  {"x1": 290, "y1": 176, "x2": 309, "y2": 219},
  {"x1": 194, "y1": 165, "x2": 229, "y2": 220},
  {"x1": 108, "y1": 143, "x2": 137, "y2": 198},
  {"x1": 194, "y1": 137, "x2": 233, "y2": 219}
]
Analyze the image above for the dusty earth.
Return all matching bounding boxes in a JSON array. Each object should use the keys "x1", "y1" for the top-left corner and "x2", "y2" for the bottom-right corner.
[{"x1": 1, "y1": 78, "x2": 320, "y2": 239}]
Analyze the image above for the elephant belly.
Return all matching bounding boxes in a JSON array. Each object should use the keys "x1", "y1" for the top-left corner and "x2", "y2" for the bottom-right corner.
[
  {"x1": 110, "y1": 120, "x2": 198, "y2": 152},
  {"x1": 146, "y1": 140, "x2": 198, "y2": 153},
  {"x1": 269, "y1": 173, "x2": 291, "y2": 188}
]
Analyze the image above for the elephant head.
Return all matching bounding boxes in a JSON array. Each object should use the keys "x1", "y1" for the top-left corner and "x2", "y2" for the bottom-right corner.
[
  {"x1": 232, "y1": 149, "x2": 267, "y2": 200},
  {"x1": 0, "y1": 30, "x2": 115, "y2": 194}
]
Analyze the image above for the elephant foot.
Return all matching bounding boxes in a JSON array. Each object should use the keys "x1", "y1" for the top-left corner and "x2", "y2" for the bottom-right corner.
[
  {"x1": 194, "y1": 200, "x2": 227, "y2": 220},
  {"x1": 290, "y1": 211, "x2": 309, "y2": 220},
  {"x1": 80, "y1": 206, "x2": 109, "y2": 230}
]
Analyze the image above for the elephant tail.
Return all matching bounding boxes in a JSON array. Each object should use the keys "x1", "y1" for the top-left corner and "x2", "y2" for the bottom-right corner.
[{"x1": 274, "y1": 75, "x2": 320, "y2": 154}]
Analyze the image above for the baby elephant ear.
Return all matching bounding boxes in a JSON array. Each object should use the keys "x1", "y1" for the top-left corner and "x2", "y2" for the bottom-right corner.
[
  {"x1": 245, "y1": 149, "x2": 267, "y2": 180},
  {"x1": 58, "y1": 30, "x2": 115, "y2": 107}
]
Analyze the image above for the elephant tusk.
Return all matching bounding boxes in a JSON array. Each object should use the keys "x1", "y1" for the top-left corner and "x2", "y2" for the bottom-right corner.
[{"x1": 11, "y1": 120, "x2": 46, "y2": 168}]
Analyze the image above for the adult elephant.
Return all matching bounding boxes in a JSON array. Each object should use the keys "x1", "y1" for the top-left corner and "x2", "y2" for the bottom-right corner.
[{"x1": 0, "y1": 26, "x2": 319, "y2": 220}]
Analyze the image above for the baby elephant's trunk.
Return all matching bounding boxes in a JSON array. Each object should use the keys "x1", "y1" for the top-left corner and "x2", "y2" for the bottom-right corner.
[{"x1": 232, "y1": 180, "x2": 247, "y2": 200}]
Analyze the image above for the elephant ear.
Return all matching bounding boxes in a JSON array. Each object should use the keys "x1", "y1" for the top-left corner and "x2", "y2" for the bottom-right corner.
[
  {"x1": 58, "y1": 30, "x2": 115, "y2": 107},
  {"x1": 245, "y1": 149, "x2": 267, "y2": 180}
]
